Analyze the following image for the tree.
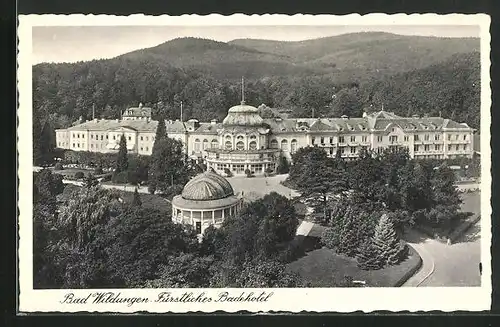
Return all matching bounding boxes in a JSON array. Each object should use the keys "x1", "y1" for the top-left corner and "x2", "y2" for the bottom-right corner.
[
  {"x1": 277, "y1": 154, "x2": 290, "y2": 174},
  {"x1": 371, "y1": 213, "x2": 407, "y2": 266},
  {"x1": 149, "y1": 136, "x2": 190, "y2": 193},
  {"x1": 294, "y1": 148, "x2": 348, "y2": 222},
  {"x1": 144, "y1": 254, "x2": 214, "y2": 288},
  {"x1": 329, "y1": 87, "x2": 363, "y2": 118},
  {"x1": 105, "y1": 207, "x2": 199, "y2": 286},
  {"x1": 84, "y1": 173, "x2": 99, "y2": 188},
  {"x1": 356, "y1": 238, "x2": 382, "y2": 270},
  {"x1": 115, "y1": 134, "x2": 128, "y2": 173},
  {"x1": 131, "y1": 188, "x2": 142, "y2": 207}
]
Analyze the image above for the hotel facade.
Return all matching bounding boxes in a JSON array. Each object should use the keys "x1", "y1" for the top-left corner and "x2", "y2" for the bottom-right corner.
[{"x1": 55, "y1": 102, "x2": 475, "y2": 175}]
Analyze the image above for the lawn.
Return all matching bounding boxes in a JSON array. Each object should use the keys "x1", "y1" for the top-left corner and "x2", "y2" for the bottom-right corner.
[
  {"x1": 115, "y1": 190, "x2": 172, "y2": 213},
  {"x1": 286, "y1": 225, "x2": 422, "y2": 287}
]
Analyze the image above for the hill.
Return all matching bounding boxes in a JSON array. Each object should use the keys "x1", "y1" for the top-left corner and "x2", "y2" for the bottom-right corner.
[
  {"x1": 119, "y1": 37, "x2": 317, "y2": 79},
  {"x1": 32, "y1": 32, "x2": 482, "y2": 141},
  {"x1": 230, "y1": 32, "x2": 480, "y2": 76}
]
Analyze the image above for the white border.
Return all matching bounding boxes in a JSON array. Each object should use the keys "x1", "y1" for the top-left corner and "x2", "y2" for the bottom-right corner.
[{"x1": 18, "y1": 13, "x2": 492, "y2": 313}]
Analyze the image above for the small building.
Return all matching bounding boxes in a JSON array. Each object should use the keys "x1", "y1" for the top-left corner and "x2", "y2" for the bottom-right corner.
[{"x1": 171, "y1": 170, "x2": 243, "y2": 235}]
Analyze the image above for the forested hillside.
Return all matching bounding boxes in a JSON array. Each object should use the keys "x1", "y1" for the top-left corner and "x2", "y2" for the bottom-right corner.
[{"x1": 32, "y1": 32, "x2": 481, "y2": 143}]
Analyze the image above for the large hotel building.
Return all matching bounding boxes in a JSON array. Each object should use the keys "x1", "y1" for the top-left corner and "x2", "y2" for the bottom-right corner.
[{"x1": 55, "y1": 101, "x2": 475, "y2": 175}]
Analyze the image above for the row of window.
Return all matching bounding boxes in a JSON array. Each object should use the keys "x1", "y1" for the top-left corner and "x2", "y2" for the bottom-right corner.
[
  {"x1": 414, "y1": 144, "x2": 468, "y2": 152},
  {"x1": 269, "y1": 139, "x2": 298, "y2": 153}
]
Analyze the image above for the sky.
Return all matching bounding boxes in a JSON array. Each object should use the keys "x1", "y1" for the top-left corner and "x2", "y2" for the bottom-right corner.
[{"x1": 32, "y1": 25, "x2": 480, "y2": 64}]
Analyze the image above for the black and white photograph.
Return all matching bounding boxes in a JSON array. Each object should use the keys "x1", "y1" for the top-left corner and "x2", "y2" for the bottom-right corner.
[{"x1": 17, "y1": 14, "x2": 491, "y2": 313}]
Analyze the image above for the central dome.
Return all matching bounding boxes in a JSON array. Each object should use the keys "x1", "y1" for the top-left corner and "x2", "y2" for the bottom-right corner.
[
  {"x1": 222, "y1": 101, "x2": 264, "y2": 126},
  {"x1": 181, "y1": 171, "x2": 235, "y2": 201}
]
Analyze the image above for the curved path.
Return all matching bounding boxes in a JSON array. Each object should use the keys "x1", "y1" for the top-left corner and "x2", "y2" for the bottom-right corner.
[{"x1": 402, "y1": 231, "x2": 436, "y2": 287}]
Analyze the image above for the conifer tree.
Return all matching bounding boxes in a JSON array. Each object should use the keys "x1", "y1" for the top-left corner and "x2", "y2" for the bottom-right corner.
[
  {"x1": 33, "y1": 112, "x2": 43, "y2": 166},
  {"x1": 115, "y1": 134, "x2": 128, "y2": 173},
  {"x1": 132, "y1": 188, "x2": 142, "y2": 207},
  {"x1": 356, "y1": 238, "x2": 382, "y2": 270},
  {"x1": 371, "y1": 213, "x2": 407, "y2": 266},
  {"x1": 277, "y1": 154, "x2": 290, "y2": 174},
  {"x1": 335, "y1": 208, "x2": 361, "y2": 257}
]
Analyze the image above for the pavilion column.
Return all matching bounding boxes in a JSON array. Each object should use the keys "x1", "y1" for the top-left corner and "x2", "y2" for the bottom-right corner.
[
  {"x1": 201, "y1": 211, "x2": 204, "y2": 226},
  {"x1": 222, "y1": 208, "x2": 225, "y2": 220},
  {"x1": 172, "y1": 207, "x2": 175, "y2": 222},
  {"x1": 212, "y1": 210, "x2": 215, "y2": 224},
  {"x1": 190, "y1": 211, "x2": 193, "y2": 226}
]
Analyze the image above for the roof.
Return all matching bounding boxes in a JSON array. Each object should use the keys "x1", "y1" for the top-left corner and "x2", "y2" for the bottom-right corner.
[
  {"x1": 228, "y1": 102, "x2": 259, "y2": 113},
  {"x1": 180, "y1": 171, "x2": 234, "y2": 201},
  {"x1": 172, "y1": 194, "x2": 241, "y2": 210},
  {"x1": 66, "y1": 119, "x2": 186, "y2": 133},
  {"x1": 123, "y1": 104, "x2": 152, "y2": 117}
]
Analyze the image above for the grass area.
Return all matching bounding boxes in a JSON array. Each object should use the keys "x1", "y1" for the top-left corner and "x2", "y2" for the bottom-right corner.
[
  {"x1": 286, "y1": 224, "x2": 422, "y2": 287},
  {"x1": 115, "y1": 190, "x2": 172, "y2": 213},
  {"x1": 287, "y1": 241, "x2": 421, "y2": 287}
]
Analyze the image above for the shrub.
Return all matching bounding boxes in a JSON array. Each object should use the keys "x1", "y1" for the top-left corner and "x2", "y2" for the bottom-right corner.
[
  {"x1": 74, "y1": 171, "x2": 85, "y2": 179},
  {"x1": 112, "y1": 171, "x2": 129, "y2": 184},
  {"x1": 54, "y1": 163, "x2": 64, "y2": 171},
  {"x1": 245, "y1": 169, "x2": 254, "y2": 178},
  {"x1": 94, "y1": 167, "x2": 104, "y2": 175},
  {"x1": 162, "y1": 184, "x2": 184, "y2": 200},
  {"x1": 224, "y1": 168, "x2": 233, "y2": 178},
  {"x1": 321, "y1": 227, "x2": 339, "y2": 249}
]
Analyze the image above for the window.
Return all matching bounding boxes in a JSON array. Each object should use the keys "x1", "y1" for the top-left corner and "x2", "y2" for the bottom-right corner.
[
  {"x1": 340, "y1": 147, "x2": 345, "y2": 154},
  {"x1": 77, "y1": 134, "x2": 80, "y2": 138},
  {"x1": 72, "y1": 143, "x2": 75, "y2": 148},
  {"x1": 339, "y1": 136, "x2": 345, "y2": 143},
  {"x1": 72, "y1": 133, "x2": 75, "y2": 138},
  {"x1": 391, "y1": 128, "x2": 395, "y2": 132},
  {"x1": 140, "y1": 147, "x2": 143, "y2": 151},
  {"x1": 448, "y1": 145, "x2": 452, "y2": 151},
  {"x1": 311, "y1": 137, "x2": 316, "y2": 145},
  {"x1": 455, "y1": 134, "x2": 459, "y2": 140},
  {"x1": 236, "y1": 141, "x2": 245, "y2": 150},
  {"x1": 414, "y1": 135, "x2": 420, "y2": 141},
  {"x1": 424, "y1": 145, "x2": 430, "y2": 151},
  {"x1": 330, "y1": 137, "x2": 334, "y2": 144},
  {"x1": 424, "y1": 134, "x2": 429, "y2": 141},
  {"x1": 128, "y1": 136, "x2": 131, "y2": 141},
  {"x1": 291, "y1": 139, "x2": 297, "y2": 154},
  {"x1": 106, "y1": 135, "x2": 109, "y2": 139},
  {"x1": 225, "y1": 140, "x2": 232, "y2": 150},
  {"x1": 146, "y1": 147, "x2": 149, "y2": 151},
  {"x1": 404, "y1": 136, "x2": 409, "y2": 142},
  {"x1": 270, "y1": 139, "x2": 278, "y2": 148},
  {"x1": 249, "y1": 141, "x2": 257, "y2": 150},
  {"x1": 77, "y1": 143, "x2": 80, "y2": 148},
  {"x1": 362, "y1": 136, "x2": 367, "y2": 143},
  {"x1": 414, "y1": 145, "x2": 420, "y2": 152},
  {"x1": 194, "y1": 139, "x2": 201, "y2": 152},
  {"x1": 90, "y1": 144, "x2": 94, "y2": 148},
  {"x1": 82, "y1": 134, "x2": 85, "y2": 139},
  {"x1": 389, "y1": 135, "x2": 398, "y2": 143},
  {"x1": 281, "y1": 139, "x2": 289, "y2": 151},
  {"x1": 435, "y1": 144, "x2": 440, "y2": 151},
  {"x1": 463, "y1": 144, "x2": 467, "y2": 150},
  {"x1": 146, "y1": 136, "x2": 149, "y2": 141},
  {"x1": 350, "y1": 136, "x2": 356, "y2": 143},
  {"x1": 463, "y1": 134, "x2": 467, "y2": 141},
  {"x1": 141, "y1": 136, "x2": 143, "y2": 141},
  {"x1": 91, "y1": 134, "x2": 94, "y2": 139},
  {"x1": 447, "y1": 134, "x2": 451, "y2": 141},
  {"x1": 320, "y1": 137, "x2": 325, "y2": 144},
  {"x1": 203, "y1": 139, "x2": 209, "y2": 150},
  {"x1": 350, "y1": 146, "x2": 356, "y2": 154},
  {"x1": 113, "y1": 135, "x2": 116, "y2": 140},
  {"x1": 211, "y1": 139, "x2": 218, "y2": 148},
  {"x1": 377, "y1": 135, "x2": 383, "y2": 142},
  {"x1": 249, "y1": 135, "x2": 257, "y2": 140},
  {"x1": 456, "y1": 145, "x2": 459, "y2": 151},
  {"x1": 435, "y1": 134, "x2": 440, "y2": 141}
]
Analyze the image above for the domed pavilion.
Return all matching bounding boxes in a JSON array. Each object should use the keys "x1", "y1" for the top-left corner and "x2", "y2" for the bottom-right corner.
[{"x1": 171, "y1": 170, "x2": 243, "y2": 235}]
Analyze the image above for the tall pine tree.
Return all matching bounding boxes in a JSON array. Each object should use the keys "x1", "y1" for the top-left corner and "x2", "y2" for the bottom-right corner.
[
  {"x1": 371, "y1": 213, "x2": 407, "y2": 266},
  {"x1": 115, "y1": 134, "x2": 128, "y2": 173}
]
